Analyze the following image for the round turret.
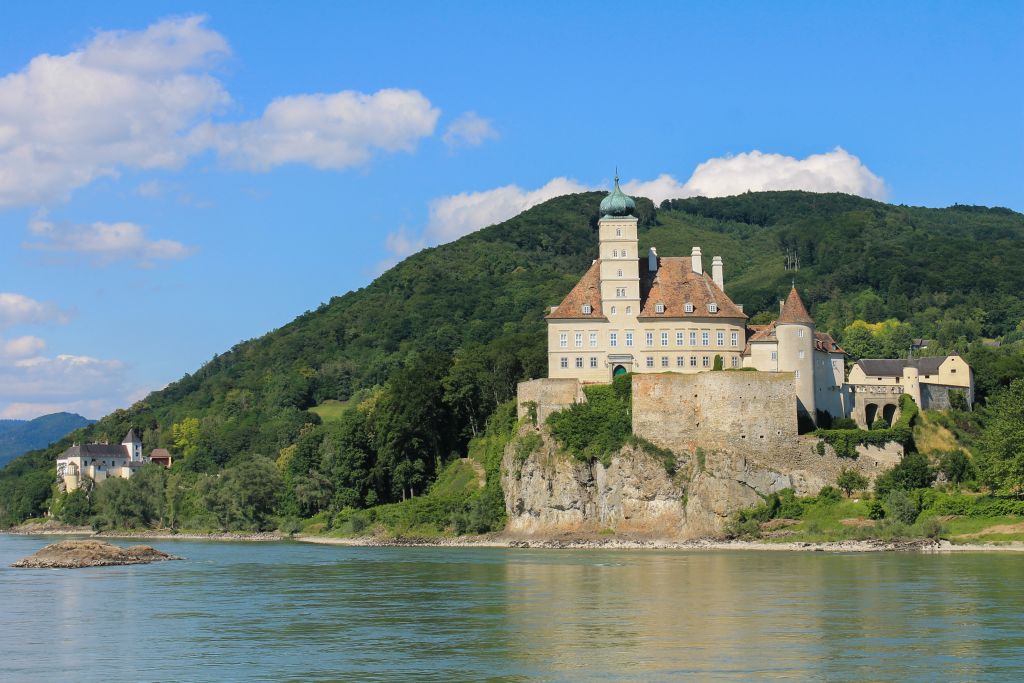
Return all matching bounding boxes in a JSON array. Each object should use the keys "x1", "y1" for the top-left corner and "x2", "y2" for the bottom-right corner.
[{"x1": 600, "y1": 174, "x2": 636, "y2": 217}]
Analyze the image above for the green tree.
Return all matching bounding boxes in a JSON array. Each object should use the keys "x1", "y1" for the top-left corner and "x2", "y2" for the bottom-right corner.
[
  {"x1": 836, "y1": 469, "x2": 868, "y2": 497},
  {"x1": 938, "y1": 450, "x2": 975, "y2": 485},
  {"x1": 874, "y1": 453, "x2": 934, "y2": 497},
  {"x1": 975, "y1": 379, "x2": 1024, "y2": 496}
]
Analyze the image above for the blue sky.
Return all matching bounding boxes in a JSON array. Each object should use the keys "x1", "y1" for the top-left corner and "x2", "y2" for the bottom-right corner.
[{"x1": 0, "y1": 1, "x2": 1021, "y2": 419}]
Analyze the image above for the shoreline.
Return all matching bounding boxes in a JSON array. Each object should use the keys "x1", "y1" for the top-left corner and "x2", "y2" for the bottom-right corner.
[{"x1": 5, "y1": 524, "x2": 1023, "y2": 553}]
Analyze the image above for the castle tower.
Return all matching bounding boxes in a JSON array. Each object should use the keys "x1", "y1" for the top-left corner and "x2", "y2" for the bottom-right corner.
[
  {"x1": 122, "y1": 428, "x2": 143, "y2": 462},
  {"x1": 776, "y1": 286, "x2": 817, "y2": 423},
  {"x1": 597, "y1": 173, "x2": 640, "y2": 329}
]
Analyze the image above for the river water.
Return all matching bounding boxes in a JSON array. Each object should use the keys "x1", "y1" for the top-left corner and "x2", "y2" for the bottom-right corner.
[{"x1": 2, "y1": 535, "x2": 1023, "y2": 681}]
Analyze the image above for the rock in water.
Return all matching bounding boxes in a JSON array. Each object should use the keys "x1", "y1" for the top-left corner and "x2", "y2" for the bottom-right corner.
[{"x1": 11, "y1": 539, "x2": 182, "y2": 569}]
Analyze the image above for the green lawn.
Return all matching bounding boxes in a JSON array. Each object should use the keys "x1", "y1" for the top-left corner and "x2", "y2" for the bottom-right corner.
[{"x1": 309, "y1": 400, "x2": 349, "y2": 422}]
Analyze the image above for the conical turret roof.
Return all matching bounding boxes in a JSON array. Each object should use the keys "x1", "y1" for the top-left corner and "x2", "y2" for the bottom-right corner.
[{"x1": 778, "y1": 286, "x2": 814, "y2": 325}]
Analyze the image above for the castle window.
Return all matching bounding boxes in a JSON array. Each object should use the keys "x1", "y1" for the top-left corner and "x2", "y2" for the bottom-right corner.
[
  {"x1": 582, "y1": 304, "x2": 592, "y2": 315},
  {"x1": 798, "y1": 350, "x2": 805, "y2": 360},
  {"x1": 676, "y1": 356, "x2": 685, "y2": 367},
  {"x1": 575, "y1": 357, "x2": 584, "y2": 369},
  {"x1": 731, "y1": 331, "x2": 738, "y2": 347},
  {"x1": 655, "y1": 303, "x2": 665, "y2": 314},
  {"x1": 622, "y1": 249, "x2": 628, "y2": 258},
  {"x1": 560, "y1": 357, "x2": 568, "y2": 369},
  {"x1": 771, "y1": 351, "x2": 778, "y2": 361},
  {"x1": 702, "y1": 356, "x2": 710, "y2": 368},
  {"x1": 661, "y1": 332, "x2": 669, "y2": 346},
  {"x1": 798, "y1": 329, "x2": 805, "y2": 338},
  {"x1": 615, "y1": 228, "x2": 621, "y2": 236},
  {"x1": 795, "y1": 369, "x2": 801, "y2": 379},
  {"x1": 661, "y1": 356, "x2": 669, "y2": 368},
  {"x1": 617, "y1": 269, "x2": 623, "y2": 277},
  {"x1": 610, "y1": 333, "x2": 618, "y2": 347},
  {"x1": 625, "y1": 306, "x2": 632, "y2": 315},
  {"x1": 708, "y1": 303, "x2": 718, "y2": 313},
  {"x1": 732, "y1": 356, "x2": 740, "y2": 368},
  {"x1": 646, "y1": 331, "x2": 654, "y2": 346},
  {"x1": 701, "y1": 331, "x2": 709, "y2": 346},
  {"x1": 611, "y1": 306, "x2": 617, "y2": 315},
  {"x1": 685, "y1": 303, "x2": 694, "y2": 313},
  {"x1": 690, "y1": 330, "x2": 697, "y2": 345},
  {"x1": 676, "y1": 331, "x2": 684, "y2": 346},
  {"x1": 646, "y1": 357, "x2": 654, "y2": 368},
  {"x1": 589, "y1": 332, "x2": 598, "y2": 348},
  {"x1": 625, "y1": 331, "x2": 634, "y2": 347},
  {"x1": 717, "y1": 331, "x2": 724, "y2": 346},
  {"x1": 613, "y1": 249, "x2": 619, "y2": 258},
  {"x1": 590, "y1": 357, "x2": 598, "y2": 368},
  {"x1": 559, "y1": 333, "x2": 567, "y2": 348},
  {"x1": 616, "y1": 287, "x2": 626, "y2": 298},
  {"x1": 951, "y1": 368, "x2": 957, "y2": 374},
  {"x1": 690, "y1": 356, "x2": 697, "y2": 367},
  {"x1": 575, "y1": 332, "x2": 583, "y2": 348}
]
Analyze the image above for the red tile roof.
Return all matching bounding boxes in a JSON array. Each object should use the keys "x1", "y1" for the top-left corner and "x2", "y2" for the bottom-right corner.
[
  {"x1": 778, "y1": 286, "x2": 814, "y2": 324},
  {"x1": 546, "y1": 261, "x2": 606, "y2": 320},
  {"x1": 637, "y1": 257, "x2": 747, "y2": 320}
]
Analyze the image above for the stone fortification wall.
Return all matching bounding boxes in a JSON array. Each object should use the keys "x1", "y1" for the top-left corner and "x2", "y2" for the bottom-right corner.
[
  {"x1": 516, "y1": 378, "x2": 585, "y2": 424},
  {"x1": 632, "y1": 372, "x2": 797, "y2": 452}
]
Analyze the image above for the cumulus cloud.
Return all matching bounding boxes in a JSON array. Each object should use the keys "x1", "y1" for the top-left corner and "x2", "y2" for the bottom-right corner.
[
  {"x1": 0, "y1": 336, "x2": 46, "y2": 359},
  {"x1": 622, "y1": 148, "x2": 886, "y2": 204},
  {"x1": 0, "y1": 16, "x2": 230, "y2": 207},
  {"x1": 0, "y1": 16, "x2": 443, "y2": 206},
  {"x1": 0, "y1": 352, "x2": 129, "y2": 419},
  {"x1": 0, "y1": 292, "x2": 68, "y2": 328},
  {"x1": 190, "y1": 89, "x2": 440, "y2": 171},
  {"x1": 27, "y1": 217, "x2": 192, "y2": 265},
  {"x1": 382, "y1": 176, "x2": 594, "y2": 261},
  {"x1": 442, "y1": 112, "x2": 499, "y2": 150}
]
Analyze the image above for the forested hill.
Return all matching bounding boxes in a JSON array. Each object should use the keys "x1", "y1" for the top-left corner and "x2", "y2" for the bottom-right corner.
[
  {"x1": 0, "y1": 413, "x2": 94, "y2": 467},
  {"x1": 2, "y1": 190, "x2": 1023, "y2": 526}
]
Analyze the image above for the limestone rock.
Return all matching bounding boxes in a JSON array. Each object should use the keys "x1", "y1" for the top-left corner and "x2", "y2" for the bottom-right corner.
[{"x1": 12, "y1": 539, "x2": 182, "y2": 569}]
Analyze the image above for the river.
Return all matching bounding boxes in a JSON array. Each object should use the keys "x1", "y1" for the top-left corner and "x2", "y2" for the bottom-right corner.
[{"x1": 2, "y1": 535, "x2": 1023, "y2": 681}]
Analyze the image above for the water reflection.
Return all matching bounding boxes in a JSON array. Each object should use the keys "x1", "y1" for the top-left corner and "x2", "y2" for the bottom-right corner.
[{"x1": 1, "y1": 537, "x2": 1023, "y2": 682}]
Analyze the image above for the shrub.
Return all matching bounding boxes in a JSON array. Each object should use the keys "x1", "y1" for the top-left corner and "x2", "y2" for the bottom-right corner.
[
  {"x1": 886, "y1": 490, "x2": 920, "y2": 525},
  {"x1": 513, "y1": 432, "x2": 543, "y2": 466},
  {"x1": 918, "y1": 516, "x2": 945, "y2": 540},
  {"x1": 629, "y1": 436, "x2": 677, "y2": 475},
  {"x1": 868, "y1": 500, "x2": 886, "y2": 520},
  {"x1": 871, "y1": 417, "x2": 889, "y2": 431},
  {"x1": 547, "y1": 376, "x2": 631, "y2": 465},
  {"x1": 725, "y1": 515, "x2": 761, "y2": 539},
  {"x1": 938, "y1": 449, "x2": 975, "y2": 485},
  {"x1": 875, "y1": 453, "x2": 934, "y2": 497},
  {"x1": 713, "y1": 355, "x2": 724, "y2": 371},
  {"x1": 816, "y1": 486, "x2": 842, "y2": 504}
]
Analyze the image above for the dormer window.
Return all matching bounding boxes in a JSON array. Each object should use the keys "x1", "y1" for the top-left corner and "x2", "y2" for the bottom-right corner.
[
  {"x1": 582, "y1": 304, "x2": 592, "y2": 315},
  {"x1": 707, "y1": 303, "x2": 718, "y2": 313},
  {"x1": 655, "y1": 303, "x2": 666, "y2": 314}
]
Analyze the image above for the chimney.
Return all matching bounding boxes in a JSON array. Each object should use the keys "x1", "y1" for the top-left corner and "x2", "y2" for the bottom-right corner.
[
  {"x1": 648, "y1": 246, "x2": 658, "y2": 274},
  {"x1": 691, "y1": 246, "x2": 703, "y2": 274},
  {"x1": 711, "y1": 255, "x2": 723, "y2": 289}
]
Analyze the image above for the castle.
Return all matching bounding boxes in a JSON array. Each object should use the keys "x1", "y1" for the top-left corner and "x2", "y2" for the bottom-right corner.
[
  {"x1": 545, "y1": 176, "x2": 973, "y2": 426},
  {"x1": 55, "y1": 429, "x2": 172, "y2": 492}
]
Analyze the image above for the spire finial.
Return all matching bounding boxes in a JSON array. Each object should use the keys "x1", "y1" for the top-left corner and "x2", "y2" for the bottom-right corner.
[
  {"x1": 614, "y1": 166, "x2": 619, "y2": 184},
  {"x1": 791, "y1": 277, "x2": 796, "y2": 289}
]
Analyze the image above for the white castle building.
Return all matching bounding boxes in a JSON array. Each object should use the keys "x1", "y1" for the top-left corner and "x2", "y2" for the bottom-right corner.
[
  {"x1": 545, "y1": 176, "x2": 975, "y2": 426},
  {"x1": 55, "y1": 428, "x2": 170, "y2": 492}
]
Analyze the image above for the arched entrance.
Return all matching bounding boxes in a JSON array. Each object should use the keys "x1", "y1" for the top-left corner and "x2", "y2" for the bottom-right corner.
[
  {"x1": 865, "y1": 403, "x2": 879, "y2": 427},
  {"x1": 613, "y1": 365, "x2": 628, "y2": 378},
  {"x1": 882, "y1": 403, "x2": 897, "y2": 427}
]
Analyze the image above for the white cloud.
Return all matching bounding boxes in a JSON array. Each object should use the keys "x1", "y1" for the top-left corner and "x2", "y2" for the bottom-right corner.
[
  {"x1": 0, "y1": 336, "x2": 46, "y2": 359},
  {"x1": 622, "y1": 148, "x2": 886, "y2": 204},
  {"x1": 0, "y1": 352, "x2": 129, "y2": 419},
  {"x1": 135, "y1": 180, "x2": 166, "y2": 198},
  {"x1": 0, "y1": 16, "x2": 443, "y2": 206},
  {"x1": 27, "y1": 217, "x2": 192, "y2": 265},
  {"x1": 0, "y1": 15, "x2": 230, "y2": 207},
  {"x1": 0, "y1": 292, "x2": 68, "y2": 328},
  {"x1": 442, "y1": 112, "x2": 498, "y2": 150},
  {"x1": 191, "y1": 88, "x2": 440, "y2": 171}
]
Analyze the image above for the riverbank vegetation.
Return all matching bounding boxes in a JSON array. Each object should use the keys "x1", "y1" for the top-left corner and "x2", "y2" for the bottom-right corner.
[{"x1": 2, "y1": 192, "x2": 1024, "y2": 535}]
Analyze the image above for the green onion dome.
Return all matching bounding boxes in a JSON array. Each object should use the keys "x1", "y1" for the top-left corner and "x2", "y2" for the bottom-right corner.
[{"x1": 599, "y1": 173, "x2": 636, "y2": 217}]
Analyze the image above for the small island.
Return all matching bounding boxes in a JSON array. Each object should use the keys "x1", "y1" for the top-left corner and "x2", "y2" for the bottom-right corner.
[{"x1": 12, "y1": 539, "x2": 182, "y2": 569}]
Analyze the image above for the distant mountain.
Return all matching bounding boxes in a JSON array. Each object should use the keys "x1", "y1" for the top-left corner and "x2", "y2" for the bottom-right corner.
[{"x1": 0, "y1": 413, "x2": 95, "y2": 467}]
